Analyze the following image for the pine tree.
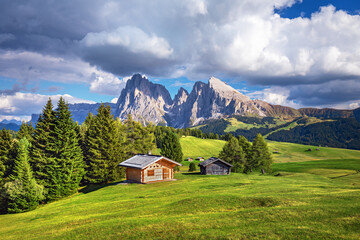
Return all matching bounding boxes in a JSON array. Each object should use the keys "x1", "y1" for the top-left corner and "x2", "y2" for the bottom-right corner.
[
  {"x1": 16, "y1": 121, "x2": 35, "y2": 142},
  {"x1": 84, "y1": 104, "x2": 124, "y2": 183},
  {"x1": 124, "y1": 115, "x2": 155, "y2": 156},
  {"x1": 0, "y1": 129, "x2": 14, "y2": 179},
  {"x1": 2, "y1": 138, "x2": 44, "y2": 213},
  {"x1": 160, "y1": 131, "x2": 183, "y2": 164},
  {"x1": 30, "y1": 98, "x2": 55, "y2": 185},
  {"x1": 218, "y1": 136, "x2": 245, "y2": 173},
  {"x1": 248, "y1": 134, "x2": 272, "y2": 173},
  {"x1": 45, "y1": 97, "x2": 85, "y2": 200},
  {"x1": 238, "y1": 135, "x2": 252, "y2": 163}
]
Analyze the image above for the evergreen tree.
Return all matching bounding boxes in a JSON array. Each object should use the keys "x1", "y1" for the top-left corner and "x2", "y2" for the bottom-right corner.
[
  {"x1": 84, "y1": 104, "x2": 124, "y2": 183},
  {"x1": 124, "y1": 115, "x2": 155, "y2": 156},
  {"x1": 188, "y1": 162, "x2": 196, "y2": 172},
  {"x1": 0, "y1": 129, "x2": 14, "y2": 179},
  {"x1": 160, "y1": 131, "x2": 183, "y2": 164},
  {"x1": 218, "y1": 136, "x2": 245, "y2": 172},
  {"x1": 247, "y1": 134, "x2": 272, "y2": 173},
  {"x1": 2, "y1": 138, "x2": 44, "y2": 213},
  {"x1": 238, "y1": 135, "x2": 252, "y2": 162},
  {"x1": 45, "y1": 97, "x2": 85, "y2": 200},
  {"x1": 16, "y1": 121, "x2": 35, "y2": 142},
  {"x1": 30, "y1": 98, "x2": 55, "y2": 185}
]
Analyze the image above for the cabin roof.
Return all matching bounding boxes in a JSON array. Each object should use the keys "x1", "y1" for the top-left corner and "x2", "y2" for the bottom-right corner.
[
  {"x1": 118, "y1": 154, "x2": 182, "y2": 169},
  {"x1": 198, "y1": 157, "x2": 233, "y2": 167}
]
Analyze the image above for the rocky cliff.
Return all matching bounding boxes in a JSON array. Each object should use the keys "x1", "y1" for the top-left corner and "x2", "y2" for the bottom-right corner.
[{"x1": 115, "y1": 74, "x2": 173, "y2": 125}]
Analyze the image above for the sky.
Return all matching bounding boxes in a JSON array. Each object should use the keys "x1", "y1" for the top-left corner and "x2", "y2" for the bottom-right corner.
[{"x1": 1, "y1": 0, "x2": 360, "y2": 121}]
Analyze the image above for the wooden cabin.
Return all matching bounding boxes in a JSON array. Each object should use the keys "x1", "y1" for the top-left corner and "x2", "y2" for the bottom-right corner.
[
  {"x1": 118, "y1": 155, "x2": 182, "y2": 183},
  {"x1": 198, "y1": 157, "x2": 232, "y2": 175}
]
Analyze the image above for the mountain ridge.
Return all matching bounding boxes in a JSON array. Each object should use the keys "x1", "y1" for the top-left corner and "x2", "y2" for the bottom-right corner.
[{"x1": 113, "y1": 74, "x2": 357, "y2": 128}]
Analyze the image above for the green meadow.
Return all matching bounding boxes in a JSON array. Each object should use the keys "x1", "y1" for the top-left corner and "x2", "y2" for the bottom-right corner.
[{"x1": 0, "y1": 137, "x2": 359, "y2": 239}]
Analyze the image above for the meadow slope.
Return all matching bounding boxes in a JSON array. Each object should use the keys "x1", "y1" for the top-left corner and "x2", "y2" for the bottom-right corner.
[{"x1": 0, "y1": 137, "x2": 359, "y2": 239}]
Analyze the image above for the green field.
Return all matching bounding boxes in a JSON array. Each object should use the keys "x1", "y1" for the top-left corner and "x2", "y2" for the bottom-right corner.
[
  {"x1": 1, "y1": 138, "x2": 360, "y2": 239},
  {"x1": 179, "y1": 136, "x2": 360, "y2": 164}
]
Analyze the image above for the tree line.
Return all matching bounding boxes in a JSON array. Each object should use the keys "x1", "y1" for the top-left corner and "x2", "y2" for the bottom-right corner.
[
  {"x1": 0, "y1": 98, "x2": 158, "y2": 214},
  {"x1": 218, "y1": 134, "x2": 272, "y2": 174}
]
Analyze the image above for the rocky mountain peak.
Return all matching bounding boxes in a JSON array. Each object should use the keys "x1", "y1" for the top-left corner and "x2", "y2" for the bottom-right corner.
[
  {"x1": 208, "y1": 76, "x2": 250, "y2": 102},
  {"x1": 173, "y1": 87, "x2": 189, "y2": 106}
]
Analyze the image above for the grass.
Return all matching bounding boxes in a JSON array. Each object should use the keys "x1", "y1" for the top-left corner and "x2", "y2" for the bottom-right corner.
[
  {"x1": 179, "y1": 136, "x2": 360, "y2": 163},
  {"x1": 1, "y1": 138, "x2": 360, "y2": 239},
  {"x1": 224, "y1": 118, "x2": 286, "y2": 133}
]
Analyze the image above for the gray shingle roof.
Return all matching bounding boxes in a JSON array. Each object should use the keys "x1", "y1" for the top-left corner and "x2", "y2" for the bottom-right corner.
[
  {"x1": 198, "y1": 157, "x2": 233, "y2": 167},
  {"x1": 118, "y1": 154, "x2": 181, "y2": 169}
]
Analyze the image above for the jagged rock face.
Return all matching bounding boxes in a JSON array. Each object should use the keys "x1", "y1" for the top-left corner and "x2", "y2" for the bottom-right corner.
[
  {"x1": 115, "y1": 74, "x2": 173, "y2": 125},
  {"x1": 115, "y1": 75, "x2": 304, "y2": 128},
  {"x1": 171, "y1": 77, "x2": 284, "y2": 127}
]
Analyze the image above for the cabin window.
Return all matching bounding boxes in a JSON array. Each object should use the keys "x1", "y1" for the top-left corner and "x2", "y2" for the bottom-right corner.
[{"x1": 148, "y1": 169, "x2": 155, "y2": 176}]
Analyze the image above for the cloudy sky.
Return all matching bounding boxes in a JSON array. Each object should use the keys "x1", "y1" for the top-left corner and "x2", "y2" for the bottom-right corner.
[{"x1": 1, "y1": 0, "x2": 360, "y2": 121}]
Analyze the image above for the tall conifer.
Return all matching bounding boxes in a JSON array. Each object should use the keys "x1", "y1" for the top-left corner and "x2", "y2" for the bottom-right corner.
[
  {"x1": 46, "y1": 97, "x2": 85, "y2": 200},
  {"x1": 0, "y1": 129, "x2": 14, "y2": 179},
  {"x1": 218, "y1": 137, "x2": 245, "y2": 172},
  {"x1": 17, "y1": 121, "x2": 35, "y2": 142},
  {"x1": 160, "y1": 131, "x2": 183, "y2": 163},
  {"x1": 248, "y1": 134, "x2": 272, "y2": 173},
  {"x1": 30, "y1": 98, "x2": 55, "y2": 185},
  {"x1": 124, "y1": 115, "x2": 155, "y2": 156},
  {"x1": 84, "y1": 104, "x2": 124, "y2": 183}
]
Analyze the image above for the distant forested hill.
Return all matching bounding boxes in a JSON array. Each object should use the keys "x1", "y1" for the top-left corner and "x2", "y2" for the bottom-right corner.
[
  {"x1": 267, "y1": 119, "x2": 360, "y2": 150},
  {"x1": 196, "y1": 116, "x2": 360, "y2": 150}
]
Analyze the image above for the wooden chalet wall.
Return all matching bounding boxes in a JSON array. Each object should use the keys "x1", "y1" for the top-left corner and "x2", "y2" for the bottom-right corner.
[
  {"x1": 143, "y1": 159, "x2": 174, "y2": 183},
  {"x1": 200, "y1": 161, "x2": 231, "y2": 175},
  {"x1": 126, "y1": 168, "x2": 142, "y2": 182}
]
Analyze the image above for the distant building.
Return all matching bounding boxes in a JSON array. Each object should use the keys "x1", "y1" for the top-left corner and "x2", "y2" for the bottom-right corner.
[
  {"x1": 119, "y1": 155, "x2": 182, "y2": 183},
  {"x1": 198, "y1": 157, "x2": 232, "y2": 175},
  {"x1": 196, "y1": 157, "x2": 204, "y2": 161},
  {"x1": 186, "y1": 157, "x2": 193, "y2": 162}
]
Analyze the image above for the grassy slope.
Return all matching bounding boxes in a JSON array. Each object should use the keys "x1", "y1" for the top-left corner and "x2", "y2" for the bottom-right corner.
[
  {"x1": 179, "y1": 136, "x2": 360, "y2": 163},
  {"x1": 1, "y1": 138, "x2": 360, "y2": 239}
]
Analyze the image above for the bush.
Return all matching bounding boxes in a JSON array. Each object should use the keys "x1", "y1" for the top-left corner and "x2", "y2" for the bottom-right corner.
[
  {"x1": 189, "y1": 162, "x2": 196, "y2": 172},
  {"x1": 1, "y1": 179, "x2": 44, "y2": 213}
]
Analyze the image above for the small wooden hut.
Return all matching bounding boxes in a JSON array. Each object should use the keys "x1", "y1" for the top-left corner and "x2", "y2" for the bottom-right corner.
[
  {"x1": 119, "y1": 155, "x2": 182, "y2": 183},
  {"x1": 198, "y1": 157, "x2": 232, "y2": 175}
]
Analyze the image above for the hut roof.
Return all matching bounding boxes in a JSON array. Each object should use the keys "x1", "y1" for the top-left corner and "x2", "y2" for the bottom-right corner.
[
  {"x1": 198, "y1": 157, "x2": 233, "y2": 167},
  {"x1": 118, "y1": 154, "x2": 181, "y2": 169}
]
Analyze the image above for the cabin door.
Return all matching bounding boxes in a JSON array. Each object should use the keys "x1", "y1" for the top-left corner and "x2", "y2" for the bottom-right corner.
[{"x1": 163, "y1": 168, "x2": 169, "y2": 180}]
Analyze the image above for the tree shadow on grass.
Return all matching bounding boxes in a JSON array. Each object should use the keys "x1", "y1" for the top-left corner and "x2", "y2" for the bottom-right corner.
[
  {"x1": 181, "y1": 172, "x2": 202, "y2": 176},
  {"x1": 79, "y1": 182, "x2": 121, "y2": 194}
]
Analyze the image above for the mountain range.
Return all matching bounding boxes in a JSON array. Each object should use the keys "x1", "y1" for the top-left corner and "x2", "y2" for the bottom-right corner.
[
  {"x1": 112, "y1": 74, "x2": 358, "y2": 128},
  {"x1": 28, "y1": 73, "x2": 358, "y2": 128}
]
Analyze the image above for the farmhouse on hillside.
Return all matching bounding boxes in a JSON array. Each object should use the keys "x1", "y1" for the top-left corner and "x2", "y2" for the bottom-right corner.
[
  {"x1": 198, "y1": 157, "x2": 232, "y2": 175},
  {"x1": 119, "y1": 155, "x2": 182, "y2": 183}
]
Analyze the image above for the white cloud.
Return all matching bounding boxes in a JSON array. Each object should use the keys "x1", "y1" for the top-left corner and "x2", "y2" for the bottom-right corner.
[
  {"x1": 0, "y1": 50, "x2": 119, "y2": 85},
  {"x1": 0, "y1": 92, "x2": 95, "y2": 117},
  {"x1": 90, "y1": 75, "x2": 130, "y2": 96},
  {"x1": 249, "y1": 87, "x2": 301, "y2": 108},
  {"x1": 110, "y1": 97, "x2": 118, "y2": 104},
  {"x1": 81, "y1": 26, "x2": 173, "y2": 59}
]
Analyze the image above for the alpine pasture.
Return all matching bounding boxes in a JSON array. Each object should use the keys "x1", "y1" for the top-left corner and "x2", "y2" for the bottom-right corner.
[{"x1": 0, "y1": 137, "x2": 359, "y2": 239}]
